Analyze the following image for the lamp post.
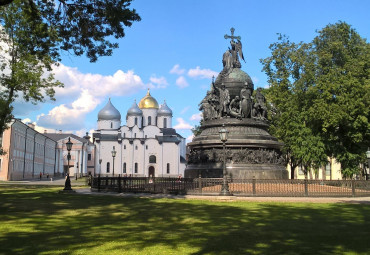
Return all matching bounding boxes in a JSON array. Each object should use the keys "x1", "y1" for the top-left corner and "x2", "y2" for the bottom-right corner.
[
  {"x1": 366, "y1": 148, "x2": 370, "y2": 181},
  {"x1": 99, "y1": 159, "x2": 102, "y2": 175},
  {"x1": 219, "y1": 124, "x2": 231, "y2": 196},
  {"x1": 64, "y1": 137, "x2": 73, "y2": 190},
  {"x1": 111, "y1": 147, "x2": 116, "y2": 176}
]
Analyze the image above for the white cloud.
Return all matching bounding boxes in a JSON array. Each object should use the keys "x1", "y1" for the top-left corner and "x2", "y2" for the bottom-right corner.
[
  {"x1": 35, "y1": 64, "x2": 145, "y2": 131},
  {"x1": 181, "y1": 106, "x2": 190, "y2": 114},
  {"x1": 188, "y1": 66, "x2": 218, "y2": 79},
  {"x1": 149, "y1": 75, "x2": 168, "y2": 89},
  {"x1": 190, "y1": 112, "x2": 202, "y2": 121},
  {"x1": 252, "y1": 76, "x2": 259, "y2": 84},
  {"x1": 170, "y1": 64, "x2": 186, "y2": 75},
  {"x1": 186, "y1": 134, "x2": 194, "y2": 143},
  {"x1": 176, "y1": 76, "x2": 189, "y2": 88},
  {"x1": 173, "y1": 118, "x2": 193, "y2": 130}
]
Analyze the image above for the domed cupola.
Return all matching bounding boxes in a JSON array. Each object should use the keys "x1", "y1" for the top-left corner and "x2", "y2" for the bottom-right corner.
[
  {"x1": 98, "y1": 98, "x2": 121, "y2": 121},
  {"x1": 138, "y1": 89, "x2": 159, "y2": 109},
  {"x1": 97, "y1": 98, "x2": 121, "y2": 130},
  {"x1": 127, "y1": 100, "x2": 143, "y2": 117},
  {"x1": 158, "y1": 100, "x2": 173, "y2": 116}
]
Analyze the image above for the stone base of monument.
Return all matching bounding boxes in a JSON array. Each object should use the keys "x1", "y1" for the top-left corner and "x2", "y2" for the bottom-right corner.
[{"x1": 185, "y1": 163, "x2": 288, "y2": 179}]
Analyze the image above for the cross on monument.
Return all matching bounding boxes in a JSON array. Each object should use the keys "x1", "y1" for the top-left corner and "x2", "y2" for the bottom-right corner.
[{"x1": 224, "y1": 27, "x2": 241, "y2": 42}]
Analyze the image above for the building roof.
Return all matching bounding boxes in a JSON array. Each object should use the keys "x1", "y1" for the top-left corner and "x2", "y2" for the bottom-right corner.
[
  {"x1": 127, "y1": 100, "x2": 143, "y2": 116},
  {"x1": 158, "y1": 101, "x2": 173, "y2": 116},
  {"x1": 44, "y1": 133, "x2": 90, "y2": 144},
  {"x1": 138, "y1": 89, "x2": 159, "y2": 109},
  {"x1": 98, "y1": 98, "x2": 121, "y2": 121}
]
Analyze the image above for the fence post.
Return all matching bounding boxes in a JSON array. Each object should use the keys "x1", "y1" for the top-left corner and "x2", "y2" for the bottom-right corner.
[
  {"x1": 304, "y1": 177, "x2": 308, "y2": 197},
  {"x1": 118, "y1": 174, "x2": 121, "y2": 193},
  {"x1": 198, "y1": 174, "x2": 202, "y2": 194},
  {"x1": 352, "y1": 179, "x2": 356, "y2": 197},
  {"x1": 98, "y1": 174, "x2": 101, "y2": 192},
  {"x1": 252, "y1": 176, "x2": 256, "y2": 196}
]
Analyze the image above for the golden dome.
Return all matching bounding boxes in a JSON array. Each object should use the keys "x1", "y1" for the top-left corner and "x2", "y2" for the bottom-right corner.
[{"x1": 138, "y1": 89, "x2": 159, "y2": 109}]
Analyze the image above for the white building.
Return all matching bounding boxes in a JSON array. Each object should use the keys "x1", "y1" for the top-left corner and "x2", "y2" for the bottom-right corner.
[{"x1": 93, "y1": 90, "x2": 186, "y2": 177}]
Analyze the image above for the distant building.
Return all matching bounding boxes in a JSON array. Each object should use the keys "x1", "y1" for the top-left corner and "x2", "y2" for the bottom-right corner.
[
  {"x1": 0, "y1": 119, "x2": 57, "y2": 181},
  {"x1": 44, "y1": 132, "x2": 95, "y2": 177},
  {"x1": 0, "y1": 119, "x2": 95, "y2": 181},
  {"x1": 93, "y1": 89, "x2": 186, "y2": 177},
  {"x1": 287, "y1": 159, "x2": 343, "y2": 180}
]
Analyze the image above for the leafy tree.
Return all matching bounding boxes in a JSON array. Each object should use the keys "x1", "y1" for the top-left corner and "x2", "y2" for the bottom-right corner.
[
  {"x1": 0, "y1": 0, "x2": 140, "y2": 153},
  {"x1": 262, "y1": 22, "x2": 370, "y2": 178},
  {"x1": 191, "y1": 119, "x2": 203, "y2": 137}
]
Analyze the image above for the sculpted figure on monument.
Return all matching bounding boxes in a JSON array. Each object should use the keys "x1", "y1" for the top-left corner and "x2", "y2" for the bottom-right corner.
[
  {"x1": 212, "y1": 82, "x2": 230, "y2": 118},
  {"x1": 221, "y1": 28, "x2": 245, "y2": 77},
  {"x1": 229, "y1": 96, "x2": 241, "y2": 119},
  {"x1": 240, "y1": 83, "x2": 253, "y2": 118},
  {"x1": 252, "y1": 88, "x2": 268, "y2": 120}
]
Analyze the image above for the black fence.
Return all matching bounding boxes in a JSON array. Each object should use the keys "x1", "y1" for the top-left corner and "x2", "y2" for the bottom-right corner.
[{"x1": 90, "y1": 175, "x2": 370, "y2": 197}]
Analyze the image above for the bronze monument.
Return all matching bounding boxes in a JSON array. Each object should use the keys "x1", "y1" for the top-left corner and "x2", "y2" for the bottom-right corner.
[{"x1": 185, "y1": 28, "x2": 288, "y2": 179}]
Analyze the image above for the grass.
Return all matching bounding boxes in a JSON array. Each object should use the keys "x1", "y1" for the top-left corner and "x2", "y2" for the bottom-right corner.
[{"x1": 0, "y1": 185, "x2": 369, "y2": 255}]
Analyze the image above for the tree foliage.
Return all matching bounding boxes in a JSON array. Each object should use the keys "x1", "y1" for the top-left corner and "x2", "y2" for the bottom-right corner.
[
  {"x1": 0, "y1": 0, "x2": 141, "y2": 62},
  {"x1": 0, "y1": 0, "x2": 140, "y2": 154},
  {"x1": 262, "y1": 22, "x2": 370, "y2": 178}
]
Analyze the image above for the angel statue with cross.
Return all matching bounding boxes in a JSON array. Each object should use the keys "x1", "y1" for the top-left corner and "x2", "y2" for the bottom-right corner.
[{"x1": 222, "y1": 27, "x2": 245, "y2": 72}]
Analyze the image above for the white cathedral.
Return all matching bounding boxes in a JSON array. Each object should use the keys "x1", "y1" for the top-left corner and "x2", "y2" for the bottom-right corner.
[{"x1": 93, "y1": 89, "x2": 186, "y2": 177}]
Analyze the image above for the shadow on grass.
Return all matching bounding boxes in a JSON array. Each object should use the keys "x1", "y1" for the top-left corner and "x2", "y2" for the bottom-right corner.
[{"x1": 0, "y1": 185, "x2": 369, "y2": 254}]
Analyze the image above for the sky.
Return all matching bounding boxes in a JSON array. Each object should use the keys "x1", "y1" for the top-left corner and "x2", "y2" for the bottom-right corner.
[{"x1": 12, "y1": 0, "x2": 370, "y2": 142}]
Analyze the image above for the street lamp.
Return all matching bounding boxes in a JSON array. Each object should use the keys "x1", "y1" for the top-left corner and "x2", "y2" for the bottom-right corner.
[
  {"x1": 64, "y1": 137, "x2": 73, "y2": 190},
  {"x1": 99, "y1": 159, "x2": 102, "y2": 175},
  {"x1": 366, "y1": 148, "x2": 370, "y2": 181},
  {"x1": 219, "y1": 124, "x2": 231, "y2": 196},
  {"x1": 111, "y1": 146, "x2": 116, "y2": 176}
]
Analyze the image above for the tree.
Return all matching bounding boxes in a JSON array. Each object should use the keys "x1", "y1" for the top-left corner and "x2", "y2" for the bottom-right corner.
[
  {"x1": 0, "y1": 0, "x2": 141, "y2": 62},
  {"x1": 0, "y1": 0, "x2": 140, "y2": 153},
  {"x1": 262, "y1": 22, "x2": 370, "y2": 178},
  {"x1": 0, "y1": 2, "x2": 63, "y2": 142}
]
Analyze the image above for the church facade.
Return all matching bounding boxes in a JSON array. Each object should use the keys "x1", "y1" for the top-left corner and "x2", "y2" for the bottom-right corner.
[{"x1": 93, "y1": 90, "x2": 186, "y2": 177}]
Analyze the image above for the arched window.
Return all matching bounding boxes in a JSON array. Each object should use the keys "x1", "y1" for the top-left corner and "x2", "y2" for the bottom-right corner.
[
  {"x1": 107, "y1": 162, "x2": 110, "y2": 173},
  {"x1": 167, "y1": 163, "x2": 170, "y2": 174},
  {"x1": 149, "y1": 155, "x2": 156, "y2": 163},
  {"x1": 123, "y1": 163, "x2": 126, "y2": 173},
  {"x1": 110, "y1": 122, "x2": 113, "y2": 128},
  {"x1": 135, "y1": 117, "x2": 138, "y2": 125},
  {"x1": 148, "y1": 116, "x2": 152, "y2": 125},
  {"x1": 135, "y1": 163, "x2": 138, "y2": 173},
  {"x1": 163, "y1": 118, "x2": 167, "y2": 128}
]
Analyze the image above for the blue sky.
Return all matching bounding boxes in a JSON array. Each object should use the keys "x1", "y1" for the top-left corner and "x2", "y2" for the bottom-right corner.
[{"x1": 13, "y1": 0, "x2": 370, "y2": 141}]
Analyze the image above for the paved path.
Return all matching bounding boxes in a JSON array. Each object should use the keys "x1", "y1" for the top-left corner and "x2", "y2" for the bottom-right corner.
[{"x1": 3, "y1": 179, "x2": 370, "y2": 204}]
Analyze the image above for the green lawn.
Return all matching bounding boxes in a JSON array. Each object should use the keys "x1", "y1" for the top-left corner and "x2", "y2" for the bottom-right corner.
[{"x1": 0, "y1": 185, "x2": 369, "y2": 255}]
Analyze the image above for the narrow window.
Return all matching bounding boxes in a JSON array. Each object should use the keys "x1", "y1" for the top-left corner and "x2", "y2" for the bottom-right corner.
[
  {"x1": 149, "y1": 155, "x2": 156, "y2": 163},
  {"x1": 111, "y1": 122, "x2": 113, "y2": 128},
  {"x1": 163, "y1": 118, "x2": 167, "y2": 128},
  {"x1": 124, "y1": 145, "x2": 126, "y2": 149},
  {"x1": 146, "y1": 145, "x2": 148, "y2": 150},
  {"x1": 135, "y1": 117, "x2": 138, "y2": 125},
  {"x1": 135, "y1": 163, "x2": 138, "y2": 173},
  {"x1": 148, "y1": 116, "x2": 152, "y2": 125},
  {"x1": 123, "y1": 163, "x2": 126, "y2": 173},
  {"x1": 123, "y1": 133, "x2": 126, "y2": 138},
  {"x1": 135, "y1": 145, "x2": 138, "y2": 150},
  {"x1": 107, "y1": 162, "x2": 110, "y2": 173},
  {"x1": 167, "y1": 163, "x2": 170, "y2": 174},
  {"x1": 134, "y1": 133, "x2": 136, "y2": 138},
  {"x1": 88, "y1": 154, "x2": 92, "y2": 161},
  {"x1": 325, "y1": 163, "x2": 331, "y2": 177}
]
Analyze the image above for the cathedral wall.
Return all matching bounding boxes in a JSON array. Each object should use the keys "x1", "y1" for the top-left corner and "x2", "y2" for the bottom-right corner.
[
  {"x1": 143, "y1": 126, "x2": 160, "y2": 138},
  {"x1": 157, "y1": 116, "x2": 172, "y2": 128},
  {"x1": 98, "y1": 120, "x2": 121, "y2": 130},
  {"x1": 142, "y1": 109, "x2": 158, "y2": 127},
  {"x1": 126, "y1": 115, "x2": 142, "y2": 128}
]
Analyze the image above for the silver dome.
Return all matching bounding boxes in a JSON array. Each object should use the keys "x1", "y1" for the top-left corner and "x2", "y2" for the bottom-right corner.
[
  {"x1": 158, "y1": 101, "x2": 173, "y2": 116},
  {"x1": 98, "y1": 99, "x2": 121, "y2": 121},
  {"x1": 127, "y1": 100, "x2": 143, "y2": 116}
]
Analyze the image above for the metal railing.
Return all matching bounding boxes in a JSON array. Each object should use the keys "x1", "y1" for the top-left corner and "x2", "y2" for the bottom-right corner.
[{"x1": 90, "y1": 175, "x2": 370, "y2": 197}]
